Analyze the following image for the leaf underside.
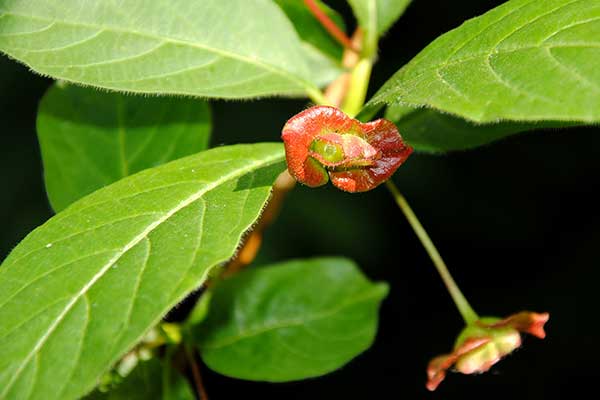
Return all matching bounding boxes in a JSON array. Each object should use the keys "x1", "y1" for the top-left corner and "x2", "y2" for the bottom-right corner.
[
  {"x1": 386, "y1": 103, "x2": 580, "y2": 152},
  {"x1": 0, "y1": 143, "x2": 285, "y2": 400},
  {"x1": 0, "y1": 0, "x2": 323, "y2": 98},
  {"x1": 369, "y1": 0, "x2": 600, "y2": 123}
]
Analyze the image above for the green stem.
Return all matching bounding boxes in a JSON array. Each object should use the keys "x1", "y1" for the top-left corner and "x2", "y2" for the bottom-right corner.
[
  {"x1": 385, "y1": 180, "x2": 479, "y2": 324},
  {"x1": 341, "y1": 58, "x2": 373, "y2": 117},
  {"x1": 363, "y1": 0, "x2": 378, "y2": 59}
]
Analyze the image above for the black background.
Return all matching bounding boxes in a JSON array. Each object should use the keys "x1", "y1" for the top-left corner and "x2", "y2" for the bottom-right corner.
[{"x1": 1, "y1": 0, "x2": 599, "y2": 398}]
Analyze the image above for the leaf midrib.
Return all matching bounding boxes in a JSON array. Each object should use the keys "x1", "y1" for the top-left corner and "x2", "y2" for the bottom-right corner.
[
  {"x1": 0, "y1": 151, "x2": 284, "y2": 397},
  {"x1": 0, "y1": 10, "x2": 318, "y2": 93},
  {"x1": 202, "y1": 285, "x2": 386, "y2": 350}
]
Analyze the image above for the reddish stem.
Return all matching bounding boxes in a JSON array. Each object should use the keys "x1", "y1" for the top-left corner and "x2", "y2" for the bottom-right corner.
[
  {"x1": 304, "y1": 0, "x2": 358, "y2": 52},
  {"x1": 185, "y1": 346, "x2": 209, "y2": 400}
]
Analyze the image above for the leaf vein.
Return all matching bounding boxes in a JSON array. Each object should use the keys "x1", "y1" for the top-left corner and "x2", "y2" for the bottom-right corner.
[
  {"x1": 167, "y1": 198, "x2": 207, "y2": 303},
  {"x1": 0, "y1": 250, "x2": 116, "y2": 311},
  {"x1": 1, "y1": 11, "x2": 315, "y2": 92},
  {"x1": 495, "y1": 0, "x2": 585, "y2": 49},
  {"x1": 486, "y1": 51, "x2": 559, "y2": 105},
  {"x1": 545, "y1": 46, "x2": 600, "y2": 93},
  {"x1": 542, "y1": 14, "x2": 600, "y2": 43},
  {"x1": 0, "y1": 152, "x2": 282, "y2": 395},
  {"x1": 436, "y1": 0, "x2": 537, "y2": 73},
  {"x1": 202, "y1": 289, "x2": 384, "y2": 350},
  {"x1": 0, "y1": 297, "x2": 72, "y2": 342},
  {"x1": 55, "y1": 294, "x2": 91, "y2": 399},
  {"x1": 125, "y1": 106, "x2": 169, "y2": 166},
  {"x1": 0, "y1": 20, "x2": 56, "y2": 38},
  {"x1": 6, "y1": 213, "x2": 162, "y2": 269},
  {"x1": 4, "y1": 27, "x2": 102, "y2": 54},
  {"x1": 110, "y1": 237, "x2": 152, "y2": 350},
  {"x1": 93, "y1": 55, "x2": 222, "y2": 85}
]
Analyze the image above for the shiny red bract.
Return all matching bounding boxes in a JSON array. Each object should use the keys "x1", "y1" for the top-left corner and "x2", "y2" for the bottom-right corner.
[{"x1": 281, "y1": 106, "x2": 413, "y2": 192}]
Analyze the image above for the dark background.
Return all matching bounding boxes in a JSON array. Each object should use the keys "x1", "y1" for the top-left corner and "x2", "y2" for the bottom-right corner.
[{"x1": 1, "y1": 0, "x2": 598, "y2": 398}]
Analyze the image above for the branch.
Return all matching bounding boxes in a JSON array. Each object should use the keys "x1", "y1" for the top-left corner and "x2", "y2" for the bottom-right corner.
[{"x1": 304, "y1": 0, "x2": 359, "y2": 53}]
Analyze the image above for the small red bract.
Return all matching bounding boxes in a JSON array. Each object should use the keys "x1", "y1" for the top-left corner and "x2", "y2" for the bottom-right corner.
[
  {"x1": 281, "y1": 106, "x2": 413, "y2": 192},
  {"x1": 426, "y1": 311, "x2": 550, "y2": 391}
]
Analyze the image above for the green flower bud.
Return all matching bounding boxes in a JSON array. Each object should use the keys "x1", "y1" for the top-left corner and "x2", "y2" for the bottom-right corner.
[
  {"x1": 310, "y1": 138, "x2": 345, "y2": 164},
  {"x1": 453, "y1": 321, "x2": 521, "y2": 375}
]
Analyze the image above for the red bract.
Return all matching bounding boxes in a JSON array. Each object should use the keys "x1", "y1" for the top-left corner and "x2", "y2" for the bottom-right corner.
[
  {"x1": 426, "y1": 311, "x2": 549, "y2": 391},
  {"x1": 483, "y1": 310, "x2": 549, "y2": 339},
  {"x1": 281, "y1": 106, "x2": 413, "y2": 192}
]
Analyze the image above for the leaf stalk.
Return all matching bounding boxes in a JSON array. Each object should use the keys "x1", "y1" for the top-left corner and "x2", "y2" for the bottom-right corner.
[
  {"x1": 303, "y1": 0, "x2": 359, "y2": 52},
  {"x1": 341, "y1": 58, "x2": 372, "y2": 117},
  {"x1": 385, "y1": 180, "x2": 479, "y2": 324}
]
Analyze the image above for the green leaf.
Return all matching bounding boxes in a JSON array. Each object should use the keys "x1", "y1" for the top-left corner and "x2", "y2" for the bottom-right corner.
[
  {"x1": 38, "y1": 83, "x2": 211, "y2": 212},
  {"x1": 275, "y1": 0, "x2": 346, "y2": 61},
  {"x1": 85, "y1": 358, "x2": 194, "y2": 400},
  {"x1": 301, "y1": 43, "x2": 344, "y2": 88},
  {"x1": 194, "y1": 257, "x2": 389, "y2": 382},
  {"x1": 386, "y1": 103, "x2": 578, "y2": 152},
  {"x1": 274, "y1": 0, "x2": 345, "y2": 86},
  {"x1": 0, "y1": 0, "x2": 321, "y2": 98},
  {"x1": 185, "y1": 291, "x2": 212, "y2": 328},
  {"x1": 348, "y1": 0, "x2": 412, "y2": 35},
  {"x1": 0, "y1": 143, "x2": 286, "y2": 400},
  {"x1": 347, "y1": 0, "x2": 412, "y2": 54},
  {"x1": 369, "y1": 0, "x2": 600, "y2": 123}
]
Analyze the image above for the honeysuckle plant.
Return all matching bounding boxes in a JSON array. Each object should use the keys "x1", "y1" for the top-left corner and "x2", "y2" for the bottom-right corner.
[{"x1": 0, "y1": 0, "x2": 596, "y2": 398}]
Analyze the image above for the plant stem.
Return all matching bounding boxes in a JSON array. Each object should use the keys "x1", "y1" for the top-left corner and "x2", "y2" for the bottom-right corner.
[
  {"x1": 341, "y1": 58, "x2": 372, "y2": 117},
  {"x1": 385, "y1": 180, "x2": 479, "y2": 324},
  {"x1": 322, "y1": 28, "x2": 363, "y2": 108},
  {"x1": 305, "y1": 1, "x2": 476, "y2": 325},
  {"x1": 185, "y1": 345, "x2": 209, "y2": 400},
  {"x1": 363, "y1": 0, "x2": 378, "y2": 59},
  {"x1": 303, "y1": 0, "x2": 358, "y2": 52}
]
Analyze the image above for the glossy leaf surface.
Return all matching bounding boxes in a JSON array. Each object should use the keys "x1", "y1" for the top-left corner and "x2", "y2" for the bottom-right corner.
[
  {"x1": 194, "y1": 257, "x2": 389, "y2": 382},
  {"x1": 369, "y1": 0, "x2": 600, "y2": 123},
  {"x1": 38, "y1": 83, "x2": 211, "y2": 211},
  {"x1": 0, "y1": 143, "x2": 285, "y2": 400}
]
